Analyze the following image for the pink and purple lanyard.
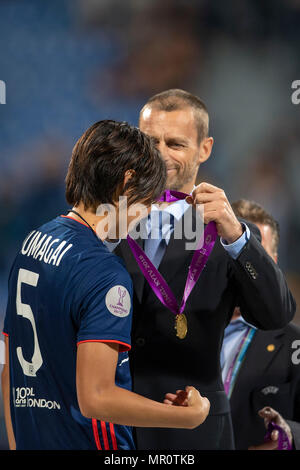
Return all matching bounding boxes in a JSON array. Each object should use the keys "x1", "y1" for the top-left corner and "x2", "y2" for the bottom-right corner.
[
  {"x1": 224, "y1": 326, "x2": 255, "y2": 398},
  {"x1": 126, "y1": 190, "x2": 217, "y2": 332}
]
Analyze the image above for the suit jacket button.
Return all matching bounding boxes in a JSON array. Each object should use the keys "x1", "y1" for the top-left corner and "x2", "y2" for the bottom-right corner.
[
  {"x1": 136, "y1": 337, "x2": 146, "y2": 347},
  {"x1": 246, "y1": 261, "x2": 252, "y2": 269}
]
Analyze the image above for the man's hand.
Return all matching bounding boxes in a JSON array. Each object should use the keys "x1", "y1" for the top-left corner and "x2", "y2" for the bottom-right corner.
[
  {"x1": 186, "y1": 182, "x2": 243, "y2": 244},
  {"x1": 248, "y1": 406, "x2": 293, "y2": 450}
]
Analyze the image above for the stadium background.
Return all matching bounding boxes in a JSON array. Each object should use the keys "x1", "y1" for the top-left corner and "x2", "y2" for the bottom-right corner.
[{"x1": 0, "y1": 0, "x2": 300, "y2": 449}]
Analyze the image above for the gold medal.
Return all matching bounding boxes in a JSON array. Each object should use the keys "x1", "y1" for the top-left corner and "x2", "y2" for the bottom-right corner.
[{"x1": 175, "y1": 313, "x2": 188, "y2": 339}]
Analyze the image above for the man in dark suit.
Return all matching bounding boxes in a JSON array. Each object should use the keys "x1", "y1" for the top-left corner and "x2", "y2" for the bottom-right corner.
[
  {"x1": 221, "y1": 199, "x2": 300, "y2": 450},
  {"x1": 113, "y1": 89, "x2": 296, "y2": 449}
]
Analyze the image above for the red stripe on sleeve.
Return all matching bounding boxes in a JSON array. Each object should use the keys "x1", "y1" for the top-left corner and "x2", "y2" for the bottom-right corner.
[
  {"x1": 92, "y1": 419, "x2": 102, "y2": 450},
  {"x1": 101, "y1": 421, "x2": 110, "y2": 450},
  {"x1": 109, "y1": 422, "x2": 118, "y2": 450},
  {"x1": 2, "y1": 332, "x2": 9, "y2": 337}
]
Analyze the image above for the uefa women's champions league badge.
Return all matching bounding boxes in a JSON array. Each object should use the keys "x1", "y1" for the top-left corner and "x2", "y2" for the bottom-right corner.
[
  {"x1": 105, "y1": 285, "x2": 131, "y2": 317},
  {"x1": 117, "y1": 286, "x2": 126, "y2": 306}
]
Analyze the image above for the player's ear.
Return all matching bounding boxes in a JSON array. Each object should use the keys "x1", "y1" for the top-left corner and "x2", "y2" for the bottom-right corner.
[
  {"x1": 123, "y1": 169, "x2": 135, "y2": 188},
  {"x1": 198, "y1": 137, "x2": 214, "y2": 164}
]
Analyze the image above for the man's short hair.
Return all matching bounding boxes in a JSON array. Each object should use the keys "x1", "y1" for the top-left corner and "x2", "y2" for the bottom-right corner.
[
  {"x1": 140, "y1": 89, "x2": 209, "y2": 144},
  {"x1": 231, "y1": 199, "x2": 280, "y2": 255},
  {"x1": 65, "y1": 120, "x2": 166, "y2": 210}
]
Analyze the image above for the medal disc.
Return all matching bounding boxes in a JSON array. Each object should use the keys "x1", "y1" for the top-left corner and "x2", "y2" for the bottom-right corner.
[{"x1": 175, "y1": 313, "x2": 188, "y2": 339}]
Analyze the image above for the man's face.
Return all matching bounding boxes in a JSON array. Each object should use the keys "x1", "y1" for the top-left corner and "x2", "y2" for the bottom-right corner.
[{"x1": 139, "y1": 106, "x2": 201, "y2": 191}]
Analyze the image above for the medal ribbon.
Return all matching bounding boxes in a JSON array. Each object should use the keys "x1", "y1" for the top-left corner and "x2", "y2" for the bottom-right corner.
[
  {"x1": 224, "y1": 326, "x2": 256, "y2": 398},
  {"x1": 264, "y1": 421, "x2": 292, "y2": 450},
  {"x1": 126, "y1": 190, "x2": 217, "y2": 318}
]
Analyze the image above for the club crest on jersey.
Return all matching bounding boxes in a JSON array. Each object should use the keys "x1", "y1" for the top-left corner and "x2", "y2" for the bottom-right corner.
[{"x1": 105, "y1": 285, "x2": 131, "y2": 317}]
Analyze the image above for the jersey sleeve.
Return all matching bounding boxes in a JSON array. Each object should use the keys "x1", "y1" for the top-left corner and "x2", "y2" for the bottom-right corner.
[{"x1": 74, "y1": 259, "x2": 133, "y2": 352}]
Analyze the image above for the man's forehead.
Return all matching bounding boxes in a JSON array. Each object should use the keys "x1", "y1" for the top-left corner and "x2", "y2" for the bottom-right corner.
[
  {"x1": 140, "y1": 105, "x2": 153, "y2": 120},
  {"x1": 139, "y1": 106, "x2": 197, "y2": 138},
  {"x1": 140, "y1": 105, "x2": 195, "y2": 122}
]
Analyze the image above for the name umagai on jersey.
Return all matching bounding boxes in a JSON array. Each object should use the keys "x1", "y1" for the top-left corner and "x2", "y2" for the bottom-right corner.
[
  {"x1": 3, "y1": 215, "x2": 134, "y2": 450},
  {"x1": 21, "y1": 230, "x2": 73, "y2": 266}
]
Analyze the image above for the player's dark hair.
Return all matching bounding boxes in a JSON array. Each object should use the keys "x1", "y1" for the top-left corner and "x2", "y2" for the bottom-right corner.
[
  {"x1": 231, "y1": 199, "x2": 280, "y2": 255},
  {"x1": 140, "y1": 89, "x2": 209, "y2": 144},
  {"x1": 65, "y1": 120, "x2": 167, "y2": 210}
]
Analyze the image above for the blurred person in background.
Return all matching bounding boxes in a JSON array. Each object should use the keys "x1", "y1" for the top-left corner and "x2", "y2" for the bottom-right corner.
[
  {"x1": 112, "y1": 89, "x2": 296, "y2": 450},
  {"x1": 88, "y1": 1, "x2": 200, "y2": 101},
  {"x1": 221, "y1": 199, "x2": 300, "y2": 450}
]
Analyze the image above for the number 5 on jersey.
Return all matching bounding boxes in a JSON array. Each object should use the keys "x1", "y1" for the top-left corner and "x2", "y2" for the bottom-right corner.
[{"x1": 16, "y1": 268, "x2": 43, "y2": 377}]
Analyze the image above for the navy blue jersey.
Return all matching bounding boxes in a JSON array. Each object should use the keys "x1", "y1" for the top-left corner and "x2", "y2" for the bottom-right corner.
[{"x1": 3, "y1": 215, "x2": 135, "y2": 450}]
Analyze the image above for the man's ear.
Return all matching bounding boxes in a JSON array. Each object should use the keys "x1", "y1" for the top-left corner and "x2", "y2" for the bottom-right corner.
[{"x1": 198, "y1": 137, "x2": 214, "y2": 164}]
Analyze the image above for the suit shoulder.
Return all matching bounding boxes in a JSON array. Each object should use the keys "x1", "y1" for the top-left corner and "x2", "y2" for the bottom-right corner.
[
  {"x1": 237, "y1": 217, "x2": 261, "y2": 242},
  {"x1": 284, "y1": 322, "x2": 300, "y2": 339},
  {"x1": 255, "y1": 322, "x2": 300, "y2": 342}
]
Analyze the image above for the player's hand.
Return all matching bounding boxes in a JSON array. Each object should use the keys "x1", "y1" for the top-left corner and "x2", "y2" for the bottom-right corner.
[
  {"x1": 248, "y1": 406, "x2": 293, "y2": 450},
  {"x1": 164, "y1": 389, "x2": 188, "y2": 406},
  {"x1": 185, "y1": 182, "x2": 243, "y2": 244},
  {"x1": 164, "y1": 386, "x2": 210, "y2": 429}
]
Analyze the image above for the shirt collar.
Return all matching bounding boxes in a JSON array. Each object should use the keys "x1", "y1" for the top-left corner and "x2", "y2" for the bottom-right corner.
[
  {"x1": 143, "y1": 186, "x2": 194, "y2": 241},
  {"x1": 151, "y1": 185, "x2": 195, "y2": 221},
  {"x1": 231, "y1": 315, "x2": 257, "y2": 330},
  {"x1": 151, "y1": 198, "x2": 190, "y2": 221}
]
